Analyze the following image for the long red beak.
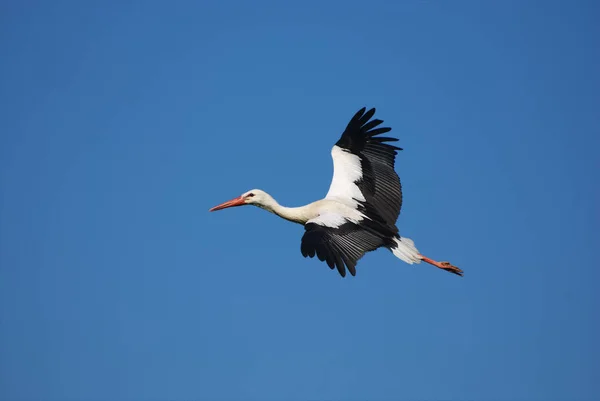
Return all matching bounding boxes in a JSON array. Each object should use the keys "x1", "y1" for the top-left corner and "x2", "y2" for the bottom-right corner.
[{"x1": 209, "y1": 196, "x2": 246, "y2": 212}]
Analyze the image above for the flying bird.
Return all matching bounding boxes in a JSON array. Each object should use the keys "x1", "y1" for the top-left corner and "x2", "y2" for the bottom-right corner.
[{"x1": 209, "y1": 107, "x2": 463, "y2": 278}]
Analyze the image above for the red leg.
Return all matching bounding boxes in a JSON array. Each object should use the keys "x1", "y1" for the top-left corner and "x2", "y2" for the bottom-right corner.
[{"x1": 419, "y1": 255, "x2": 463, "y2": 276}]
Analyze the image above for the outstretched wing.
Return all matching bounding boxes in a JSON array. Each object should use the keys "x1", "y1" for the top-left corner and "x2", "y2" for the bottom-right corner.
[
  {"x1": 300, "y1": 212, "x2": 387, "y2": 277},
  {"x1": 324, "y1": 107, "x2": 403, "y2": 228}
]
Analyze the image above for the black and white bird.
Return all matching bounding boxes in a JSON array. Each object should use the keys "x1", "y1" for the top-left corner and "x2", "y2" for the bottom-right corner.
[{"x1": 209, "y1": 107, "x2": 463, "y2": 277}]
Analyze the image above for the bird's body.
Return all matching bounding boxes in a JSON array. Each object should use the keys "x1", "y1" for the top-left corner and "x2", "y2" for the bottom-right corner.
[
  {"x1": 210, "y1": 107, "x2": 462, "y2": 278},
  {"x1": 243, "y1": 194, "x2": 362, "y2": 226}
]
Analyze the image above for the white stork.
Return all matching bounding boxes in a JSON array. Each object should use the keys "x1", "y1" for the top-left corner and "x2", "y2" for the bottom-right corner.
[{"x1": 209, "y1": 107, "x2": 463, "y2": 278}]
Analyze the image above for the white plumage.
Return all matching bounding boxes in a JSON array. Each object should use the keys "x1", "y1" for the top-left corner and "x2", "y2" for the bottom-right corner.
[
  {"x1": 391, "y1": 236, "x2": 422, "y2": 265},
  {"x1": 325, "y1": 146, "x2": 366, "y2": 207}
]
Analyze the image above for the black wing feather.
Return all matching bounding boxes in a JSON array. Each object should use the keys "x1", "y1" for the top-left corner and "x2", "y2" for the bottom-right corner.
[
  {"x1": 335, "y1": 107, "x2": 403, "y2": 229},
  {"x1": 300, "y1": 108, "x2": 404, "y2": 277},
  {"x1": 301, "y1": 221, "x2": 390, "y2": 277}
]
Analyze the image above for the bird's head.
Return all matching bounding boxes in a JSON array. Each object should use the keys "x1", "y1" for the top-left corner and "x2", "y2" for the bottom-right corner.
[{"x1": 209, "y1": 189, "x2": 272, "y2": 212}]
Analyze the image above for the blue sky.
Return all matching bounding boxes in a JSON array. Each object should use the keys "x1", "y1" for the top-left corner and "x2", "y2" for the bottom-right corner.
[{"x1": 1, "y1": 1, "x2": 598, "y2": 400}]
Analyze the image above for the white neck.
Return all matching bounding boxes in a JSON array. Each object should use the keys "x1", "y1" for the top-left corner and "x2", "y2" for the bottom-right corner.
[{"x1": 256, "y1": 195, "x2": 315, "y2": 225}]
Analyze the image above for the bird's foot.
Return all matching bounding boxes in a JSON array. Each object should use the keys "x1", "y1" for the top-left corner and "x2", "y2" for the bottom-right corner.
[
  {"x1": 438, "y1": 261, "x2": 463, "y2": 276},
  {"x1": 419, "y1": 255, "x2": 464, "y2": 277}
]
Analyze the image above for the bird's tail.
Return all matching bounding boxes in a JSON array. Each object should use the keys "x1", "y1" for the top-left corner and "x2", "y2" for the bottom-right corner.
[{"x1": 390, "y1": 236, "x2": 422, "y2": 264}]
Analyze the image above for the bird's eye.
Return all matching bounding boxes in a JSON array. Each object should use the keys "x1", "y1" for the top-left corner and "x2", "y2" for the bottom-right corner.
[{"x1": 247, "y1": 193, "x2": 255, "y2": 197}]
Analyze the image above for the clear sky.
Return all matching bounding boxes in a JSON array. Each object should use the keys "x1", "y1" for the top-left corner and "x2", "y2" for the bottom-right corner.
[{"x1": 1, "y1": 1, "x2": 598, "y2": 400}]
